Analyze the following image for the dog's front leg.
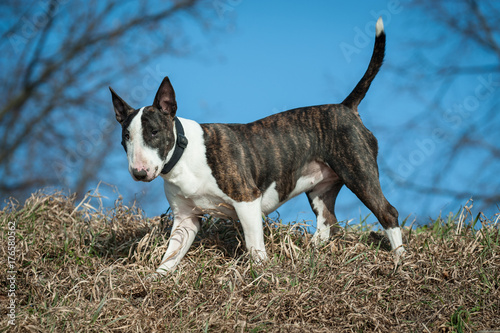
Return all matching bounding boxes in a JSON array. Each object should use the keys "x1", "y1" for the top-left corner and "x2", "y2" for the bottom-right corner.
[
  {"x1": 156, "y1": 215, "x2": 200, "y2": 275},
  {"x1": 234, "y1": 199, "x2": 268, "y2": 263}
]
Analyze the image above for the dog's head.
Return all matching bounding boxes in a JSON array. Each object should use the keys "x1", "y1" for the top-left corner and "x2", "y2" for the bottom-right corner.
[{"x1": 110, "y1": 77, "x2": 177, "y2": 182}]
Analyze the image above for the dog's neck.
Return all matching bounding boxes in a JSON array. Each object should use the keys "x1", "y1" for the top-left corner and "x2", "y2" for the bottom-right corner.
[{"x1": 161, "y1": 117, "x2": 188, "y2": 174}]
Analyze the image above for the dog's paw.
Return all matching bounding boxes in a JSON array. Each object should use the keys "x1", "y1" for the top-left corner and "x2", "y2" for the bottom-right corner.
[
  {"x1": 250, "y1": 249, "x2": 268, "y2": 266},
  {"x1": 393, "y1": 246, "x2": 406, "y2": 266},
  {"x1": 395, "y1": 246, "x2": 406, "y2": 257},
  {"x1": 144, "y1": 271, "x2": 166, "y2": 282},
  {"x1": 311, "y1": 226, "x2": 331, "y2": 248},
  {"x1": 311, "y1": 234, "x2": 329, "y2": 248}
]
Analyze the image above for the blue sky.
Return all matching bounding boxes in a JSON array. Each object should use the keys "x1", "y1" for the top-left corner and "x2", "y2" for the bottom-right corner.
[{"x1": 99, "y1": 1, "x2": 498, "y2": 228}]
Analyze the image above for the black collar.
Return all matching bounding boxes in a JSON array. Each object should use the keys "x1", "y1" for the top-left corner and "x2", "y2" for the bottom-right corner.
[{"x1": 161, "y1": 117, "x2": 188, "y2": 174}]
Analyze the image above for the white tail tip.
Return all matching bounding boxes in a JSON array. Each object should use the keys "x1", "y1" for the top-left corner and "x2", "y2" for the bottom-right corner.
[{"x1": 376, "y1": 17, "x2": 384, "y2": 37}]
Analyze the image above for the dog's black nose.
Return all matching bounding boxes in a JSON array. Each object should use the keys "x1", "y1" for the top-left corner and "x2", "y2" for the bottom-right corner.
[{"x1": 132, "y1": 168, "x2": 148, "y2": 180}]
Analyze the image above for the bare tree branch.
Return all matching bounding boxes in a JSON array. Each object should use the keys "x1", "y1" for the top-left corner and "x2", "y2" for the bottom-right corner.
[
  {"x1": 0, "y1": 0, "x2": 223, "y2": 202},
  {"x1": 382, "y1": 0, "x2": 500, "y2": 213}
]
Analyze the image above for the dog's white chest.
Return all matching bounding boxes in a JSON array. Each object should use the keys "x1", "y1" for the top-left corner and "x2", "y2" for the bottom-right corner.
[
  {"x1": 164, "y1": 179, "x2": 239, "y2": 219},
  {"x1": 161, "y1": 119, "x2": 239, "y2": 218}
]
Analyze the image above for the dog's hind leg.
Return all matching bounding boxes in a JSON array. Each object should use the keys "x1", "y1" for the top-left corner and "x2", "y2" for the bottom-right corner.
[
  {"x1": 156, "y1": 215, "x2": 201, "y2": 275},
  {"x1": 307, "y1": 181, "x2": 344, "y2": 246},
  {"x1": 328, "y1": 129, "x2": 405, "y2": 256},
  {"x1": 359, "y1": 189, "x2": 404, "y2": 257},
  {"x1": 337, "y1": 163, "x2": 405, "y2": 256}
]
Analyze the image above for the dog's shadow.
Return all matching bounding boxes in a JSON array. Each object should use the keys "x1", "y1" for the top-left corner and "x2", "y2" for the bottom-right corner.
[
  {"x1": 87, "y1": 213, "x2": 247, "y2": 263},
  {"x1": 88, "y1": 212, "x2": 393, "y2": 266},
  {"x1": 364, "y1": 231, "x2": 393, "y2": 252}
]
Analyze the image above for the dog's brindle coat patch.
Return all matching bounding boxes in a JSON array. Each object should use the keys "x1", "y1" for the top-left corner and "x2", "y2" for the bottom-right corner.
[
  {"x1": 140, "y1": 106, "x2": 175, "y2": 161},
  {"x1": 201, "y1": 105, "x2": 359, "y2": 202},
  {"x1": 110, "y1": 18, "x2": 404, "y2": 275},
  {"x1": 202, "y1": 104, "x2": 398, "y2": 230}
]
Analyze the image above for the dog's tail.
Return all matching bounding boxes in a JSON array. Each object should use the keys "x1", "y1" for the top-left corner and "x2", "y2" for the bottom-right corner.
[{"x1": 341, "y1": 17, "x2": 385, "y2": 112}]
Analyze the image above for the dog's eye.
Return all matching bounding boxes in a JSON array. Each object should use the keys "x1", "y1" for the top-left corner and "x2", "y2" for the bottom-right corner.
[
  {"x1": 151, "y1": 130, "x2": 158, "y2": 137},
  {"x1": 124, "y1": 133, "x2": 130, "y2": 140}
]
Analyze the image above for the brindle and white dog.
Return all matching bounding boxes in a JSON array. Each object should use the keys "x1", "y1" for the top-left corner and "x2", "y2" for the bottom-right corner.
[{"x1": 110, "y1": 18, "x2": 404, "y2": 276}]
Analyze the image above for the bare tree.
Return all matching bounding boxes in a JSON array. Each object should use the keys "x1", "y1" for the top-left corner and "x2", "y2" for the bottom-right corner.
[
  {"x1": 0, "y1": 0, "x2": 219, "y2": 202},
  {"x1": 383, "y1": 0, "x2": 500, "y2": 214}
]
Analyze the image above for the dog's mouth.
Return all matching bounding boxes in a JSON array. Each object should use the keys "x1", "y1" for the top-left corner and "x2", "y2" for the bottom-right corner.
[
  {"x1": 133, "y1": 175, "x2": 154, "y2": 182},
  {"x1": 130, "y1": 167, "x2": 159, "y2": 182}
]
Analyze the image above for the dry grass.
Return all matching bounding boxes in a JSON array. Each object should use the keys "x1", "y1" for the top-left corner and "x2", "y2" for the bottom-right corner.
[{"x1": 1, "y1": 191, "x2": 499, "y2": 332}]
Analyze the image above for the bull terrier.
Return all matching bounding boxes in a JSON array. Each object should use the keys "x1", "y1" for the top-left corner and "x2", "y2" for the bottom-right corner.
[{"x1": 110, "y1": 17, "x2": 404, "y2": 276}]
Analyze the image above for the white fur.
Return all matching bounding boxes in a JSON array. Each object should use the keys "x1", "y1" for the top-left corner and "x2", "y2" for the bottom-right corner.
[
  {"x1": 126, "y1": 107, "x2": 166, "y2": 181},
  {"x1": 376, "y1": 17, "x2": 384, "y2": 37},
  {"x1": 310, "y1": 196, "x2": 330, "y2": 245},
  {"x1": 385, "y1": 227, "x2": 405, "y2": 256},
  {"x1": 156, "y1": 215, "x2": 200, "y2": 274},
  {"x1": 234, "y1": 199, "x2": 268, "y2": 262},
  {"x1": 160, "y1": 118, "x2": 236, "y2": 217},
  {"x1": 261, "y1": 181, "x2": 280, "y2": 214}
]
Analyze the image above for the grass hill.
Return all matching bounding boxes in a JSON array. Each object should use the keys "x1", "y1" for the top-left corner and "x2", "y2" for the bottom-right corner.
[{"x1": 1, "y1": 191, "x2": 499, "y2": 332}]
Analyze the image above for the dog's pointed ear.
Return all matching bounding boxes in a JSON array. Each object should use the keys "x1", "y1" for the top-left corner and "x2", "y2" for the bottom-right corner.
[
  {"x1": 153, "y1": 76, "x2": 177, "y2": 117},
  {"x1": 110, "y1": 87, "x2": 134, "y2": 124}
]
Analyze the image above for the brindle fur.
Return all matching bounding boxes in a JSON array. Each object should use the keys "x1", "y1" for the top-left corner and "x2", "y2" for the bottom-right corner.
[{"x1": 201, "y1": 103, "x2": 398, "y2": 231}]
